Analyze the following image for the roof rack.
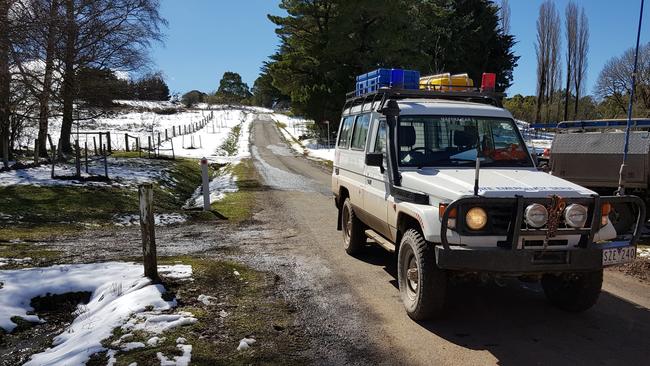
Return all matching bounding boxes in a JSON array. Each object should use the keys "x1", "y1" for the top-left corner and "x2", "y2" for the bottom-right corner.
[{"x1": 342, "y1": 87, "x2": 505, "y2": 114}]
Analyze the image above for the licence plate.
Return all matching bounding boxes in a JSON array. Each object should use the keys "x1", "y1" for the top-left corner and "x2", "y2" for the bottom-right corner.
[{"x1": 602, "y1": 246, "x2": 636, "y2": 266}]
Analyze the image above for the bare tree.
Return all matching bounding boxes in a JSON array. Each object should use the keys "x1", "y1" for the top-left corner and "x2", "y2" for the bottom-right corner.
[
  {"x1": 563, "y1": 2, "x2": 577, "y2": 121},
  {"x1": 58, "y1": 0, "x2": 166, "y2": 153},
  {"x1": 535, "y1": 0, "x2": 561, "y2": 123},
  {"x1": 499, "y1": 0, "x2": 511, "y2": 34},
  {"x1": 595, "y1": 43, "x2": 650, "y2": 116},
  {"x1": 573, "y1": 6, "x2": 589, "y2": 118},
  {"x1": 0, "y1": 0, "x2": 12, "y2": 167},
  {"x1": 10, "y1": 0, "x2": 63, "y2": 156}
]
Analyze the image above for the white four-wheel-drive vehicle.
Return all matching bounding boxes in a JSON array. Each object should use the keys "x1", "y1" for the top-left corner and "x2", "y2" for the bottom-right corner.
[{"x1": 331, "y1": 72, "x2": 645, "y2": 321}]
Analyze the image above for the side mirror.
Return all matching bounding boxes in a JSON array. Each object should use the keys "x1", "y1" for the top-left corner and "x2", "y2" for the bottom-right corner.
[{"x1": 365, "y1": 152, "x2": 384, "y2": 172}]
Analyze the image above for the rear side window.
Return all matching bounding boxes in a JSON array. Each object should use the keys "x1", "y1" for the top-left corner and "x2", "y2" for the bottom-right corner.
[
  {"x1": 337, "y1": 116, "x2": 354, "y2": 149},
  {"x1": 351, "y1": 114, "x2": 371, "y2": 150}
]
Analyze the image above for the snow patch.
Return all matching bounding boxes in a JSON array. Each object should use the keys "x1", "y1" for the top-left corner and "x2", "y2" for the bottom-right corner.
[
  {"x1": 113, "y1": 213, "x2": 187, "y2": 227},
  {"x1": 122, "y1": 312, "x2": 198, "y2": 334},
  {"x1": 183, "y1": 172, "x2": 238, "y2": 209},
  {"x1": 197, "y1": 294, "x2": 217, "y2": 306},
  {"x1": 237, "y1": 337, "x2": 256, "y2": 351},
  {"x1": 0, "y1": 262, "x2": 192, "y2": 366},
  {"x1": 157, "y1": 344, "x2": 192, "y2": 366},
  {"x1": 639, "y1": 248, "x2": 650, "y2": 258},
  {"x1": 0, "y1": 257, "x2": 31, "y2": 267}
]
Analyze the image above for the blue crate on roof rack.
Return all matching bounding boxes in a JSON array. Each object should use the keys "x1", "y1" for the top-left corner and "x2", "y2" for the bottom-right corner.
[{"x1": 355, "y1": 68, "x2": 420, "y2": 96}]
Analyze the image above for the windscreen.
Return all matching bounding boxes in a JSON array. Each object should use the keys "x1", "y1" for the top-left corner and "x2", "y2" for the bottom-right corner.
[{"x1": 398, "y1": 116, "x2": 533, "y2": 168}]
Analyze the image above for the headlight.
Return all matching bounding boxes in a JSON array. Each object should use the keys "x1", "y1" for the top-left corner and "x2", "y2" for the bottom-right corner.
[
  {"x1": 564, "y1": 204, "x2": 588, "y2": 228},
  {"x1": 465, "y1": 207, "x2": 487, "y2": 230},
  {"x1": 525, "y1": 203, "x2": 548, "y2": 228}
]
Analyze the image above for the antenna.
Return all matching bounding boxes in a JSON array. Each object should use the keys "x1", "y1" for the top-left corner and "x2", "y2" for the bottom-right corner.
[{"x1": 474, "y1": 157, "x2": 481, "y2": 196}]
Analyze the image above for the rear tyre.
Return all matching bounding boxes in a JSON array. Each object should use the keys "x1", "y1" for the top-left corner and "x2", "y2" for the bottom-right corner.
[
  {"x1": 341, "y1": 198, "x2": 366, "y2": 255},
  {"x1": 541, "y1": 270, "x2": 603, "y2": 312},
  {"x1": 397, "y1": 229, "x2": 447, "y2": 320}
]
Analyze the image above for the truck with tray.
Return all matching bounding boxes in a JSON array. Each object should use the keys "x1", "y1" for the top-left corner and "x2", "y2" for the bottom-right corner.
[{"x1": 547, "y1": 119, "x2": 650, "y2": 233}]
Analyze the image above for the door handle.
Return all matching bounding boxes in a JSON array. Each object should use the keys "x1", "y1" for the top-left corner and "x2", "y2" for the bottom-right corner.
[{"x1": 367, "y1": 179, "x2": 372, "y2": 185}]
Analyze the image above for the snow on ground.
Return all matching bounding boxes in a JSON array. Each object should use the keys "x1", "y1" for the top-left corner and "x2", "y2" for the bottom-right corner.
[
  {"x1": 237, "y1": 337, "x2": 256, "y2": 351},
  {"x1": 0, "y1": 257, "x2": 31, "y2": 267},
  {"x1": 0, "y1": 262, "x2": 193, "y2": 366},
  {"x1": 639, "y1": 247, "x2": 650, "y2": 258},
  {"x1": 183, "y1": 173, "x2": 238, "y2": 209},
  {"x1": 113, "y1": 100, "x2": 179, "y2": 110},
  {"x1": 0, "y1": 157, "x2": 171, "y2": 188},
  {"x1": 113, "y1": 213, "x2": 187, "y2": 227},
  {"x1": 159, "y1": 109, "x2": 253, "y2": 163},
  {"x1": 271, "y1": 114, "x2": 334, "y2": 162}
]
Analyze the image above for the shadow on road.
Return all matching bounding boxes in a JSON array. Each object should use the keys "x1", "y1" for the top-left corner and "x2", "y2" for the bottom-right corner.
[{"x1": 355, "y1": 245, "x2": 650, "y2": 365}]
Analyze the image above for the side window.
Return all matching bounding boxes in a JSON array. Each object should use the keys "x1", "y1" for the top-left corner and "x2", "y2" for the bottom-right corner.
[
  {"x1": 373, "y1": 120, "x2": 387, "y2": 154},
  {"x1": 337, "y1": 116, "x2": 354, "y2": 149},
  {"x1": 351, "y1": 114, "x2": 371, "y2": 150}
]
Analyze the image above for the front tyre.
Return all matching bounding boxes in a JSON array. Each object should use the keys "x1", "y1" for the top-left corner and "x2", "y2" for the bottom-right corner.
[
  {"x1": 397, "y1": 229, "x2": 447, "y2": 320},
  {"x1": 341, "y1": 198, "x2": 366, "y2": 255},
  {"x1": 541, "y1": 270, "x2": 603, "y2": 312}
]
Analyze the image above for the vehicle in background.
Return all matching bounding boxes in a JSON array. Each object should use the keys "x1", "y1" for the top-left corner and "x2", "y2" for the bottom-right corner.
[{"x1": 545, "y1": 119, "x2": 650, "y2": 232}]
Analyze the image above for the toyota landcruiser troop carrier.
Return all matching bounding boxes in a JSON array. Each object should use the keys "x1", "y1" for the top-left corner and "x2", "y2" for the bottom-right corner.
[{"x1": 332, "y1": 69, "x2": 645, "y2": 320}]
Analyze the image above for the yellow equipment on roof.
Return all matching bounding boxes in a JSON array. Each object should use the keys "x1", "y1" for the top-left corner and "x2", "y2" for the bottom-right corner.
[{"x1": 419, "y1": 73, "x2": 474, "y2": 91}]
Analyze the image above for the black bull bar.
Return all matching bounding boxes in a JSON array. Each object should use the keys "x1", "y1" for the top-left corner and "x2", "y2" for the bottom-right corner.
[{"x1": 437, "y1": 195, "x2": 646, "y2": 273}]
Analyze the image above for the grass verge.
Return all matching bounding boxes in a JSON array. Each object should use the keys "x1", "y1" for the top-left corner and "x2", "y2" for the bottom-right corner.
[
  {"x1": 88, "y1": 257, "x2": 308, "y2": 366},
  {"x1": 0, "y1": 157, "x2": 204, "y2": 242},
  {"x1": 210, "y1": 159, "x2": 259, "y2": 222}
]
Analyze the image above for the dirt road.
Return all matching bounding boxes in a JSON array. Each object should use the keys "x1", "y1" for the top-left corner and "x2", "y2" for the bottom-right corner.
[{"x1": 249, "y1": 116, "x2": 650, "y2": 366}]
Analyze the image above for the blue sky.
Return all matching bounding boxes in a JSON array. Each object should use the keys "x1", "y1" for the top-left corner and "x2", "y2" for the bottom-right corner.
[{"x1": 151, "y1": 0, "x2": 648, "y2": 97}]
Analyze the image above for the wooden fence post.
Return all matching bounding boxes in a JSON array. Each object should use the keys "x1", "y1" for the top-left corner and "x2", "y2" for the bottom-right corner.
[
  {"x1": 148, "y1": 136, "x2": 152, "y2": 159},
  {"x1": 138, "y1": 183, "x2": 159, "y2": 282},
  {"x1": 103, "y1": 145, "x2": 108, "y2": 178},
  {"x1": 34, "y1": 139, "x2": 39, "y2": 165},
  {"x1": 98, "y1": 133, "x2": 103, "y2": 156},
  {"x1": 165, "y1": 129, "x2": 168, "y2": 141},
  {"x1": 50, "y1": 144, "x2": 57, "y2": 178},
  {"x1": 137, "y1": 137, "x2": 141, "y2": 158},
  {"x1": 125, "y1": 134, "x2": 130, "y2": 152},
  {"x1": 106, "y1": 132, "x2": 112, "y2": 154},
  {"x1": 171, "y1": 138, "x2": 175, "y2": 159},
  {"x1": 84, "y1": 141, "x2": 88, "y2": 173},
  {"x1": 75, "y1": 140, "x2": 81, "y2": 178},
  {"x1": 157, "y1": 132, "x2": 161, "y2": 147},
  {"x1": 93, "y1": 136, "x2": 98, "y2": 155}
]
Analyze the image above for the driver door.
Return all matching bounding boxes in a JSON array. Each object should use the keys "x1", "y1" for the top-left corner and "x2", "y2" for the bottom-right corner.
[{"x1": 363, "y1": 119, "x2": 391, "y2": 238}]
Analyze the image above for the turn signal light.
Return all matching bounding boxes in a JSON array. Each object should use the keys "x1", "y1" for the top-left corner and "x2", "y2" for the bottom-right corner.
[
  {"x1": 601, "y1": 203, "x2": 612, "y2": 227},
  {"x1": 439, "y1": 203, "x2": 457, "y2": 229}
]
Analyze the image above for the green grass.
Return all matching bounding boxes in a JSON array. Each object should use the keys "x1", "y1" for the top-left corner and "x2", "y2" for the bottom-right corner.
[
  {"x1": 88, "y1": 257, "x2": 307, "y2": 366},
  {"x1": 0, "y1": 157, "x2": 205, "y2": 242},
  {"x1": 211, "y1": 159, "x2": 259, "y2": 222},
  {"x1": 220, "y1": 124, "x2": 243, "y2": 156}
]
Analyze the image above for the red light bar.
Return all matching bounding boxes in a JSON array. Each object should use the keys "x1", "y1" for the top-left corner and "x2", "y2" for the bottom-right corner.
[{"x1": 481, "y1": 73, "x2": 496, "y2": 92}]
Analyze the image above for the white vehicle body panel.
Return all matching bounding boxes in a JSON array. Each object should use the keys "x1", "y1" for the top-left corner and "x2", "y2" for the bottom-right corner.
[{"x1": 332, "y1": 99, "x2": 617, "y2": 250}]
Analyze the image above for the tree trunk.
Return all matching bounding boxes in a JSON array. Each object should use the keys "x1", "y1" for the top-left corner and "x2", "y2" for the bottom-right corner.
[
  {"x1": 37, "y1": 0, "x2": 59, "y2": 157},
  {"x1": 59, "y1": 0, "x2": 76, "y2": 155},
  {"x1": 564, "y1": 59, "x2": 571, "y2": 121},
  {"x1": 0, "y1": 0, "x2": 11, "y2": 168},
  {"x1": 574, "y1": 87, "x2": 580, "y2": 118}
]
